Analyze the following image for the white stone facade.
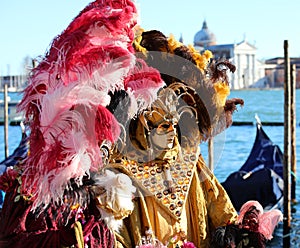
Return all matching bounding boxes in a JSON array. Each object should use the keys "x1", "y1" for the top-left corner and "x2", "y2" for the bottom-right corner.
[{"x1": 193, "y1": 20, "x2": 266, "y2": 89}]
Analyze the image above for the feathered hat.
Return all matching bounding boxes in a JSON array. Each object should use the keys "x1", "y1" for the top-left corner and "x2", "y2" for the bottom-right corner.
[
  {"x1": 16, "y1": 0, "x2": 164, "y2": 211},
  {"x1": 133, "y1": 29, "x2": 244, "y2": 140}
]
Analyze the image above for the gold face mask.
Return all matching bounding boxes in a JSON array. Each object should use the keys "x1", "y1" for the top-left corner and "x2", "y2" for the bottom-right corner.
[
  {"x1": 138, "y1": 88, "x2": 181, "y2": 161},
  {"x1": 126, "y1": 84, "x2": 201, "y2": 162}
]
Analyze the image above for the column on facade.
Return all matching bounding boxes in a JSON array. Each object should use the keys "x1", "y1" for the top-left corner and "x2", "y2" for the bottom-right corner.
[
  {"x1": 237, "y1": 53, "x2": 241, "y2": 89},
  {"x1": 246, "y1": 54, "x2": 250, "y2": 88},
  {"x1": 252, "y1": 54, "x2": 256, "y2": 85}
]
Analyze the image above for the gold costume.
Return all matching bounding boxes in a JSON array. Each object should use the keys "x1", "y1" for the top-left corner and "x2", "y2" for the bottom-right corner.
[
  {"x1": 114, "y1": 155, "x2": 237, "y2": 247},
  {"x1": 105, "y1": 86, "x2": 238, "y2": 247}
]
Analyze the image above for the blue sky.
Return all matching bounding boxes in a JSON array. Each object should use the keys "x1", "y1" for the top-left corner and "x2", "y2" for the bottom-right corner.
[{"x1": 1, "y1": 0, "x2": 299, "y2": 75}]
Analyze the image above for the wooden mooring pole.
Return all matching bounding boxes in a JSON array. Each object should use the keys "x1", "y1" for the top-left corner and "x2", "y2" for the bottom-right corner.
[
  {"x1": 290, "y1": 64, "x2": 297, "y2": 203},
  {"x1": 283, "y1": 40, "x2": 291, "y2": 247},
  {"x1": 4, "y1": 83, "x2": 9, "y2": 158},
  {"x1": 208, "y1": 138, "x2": 214, "y2": 171}
]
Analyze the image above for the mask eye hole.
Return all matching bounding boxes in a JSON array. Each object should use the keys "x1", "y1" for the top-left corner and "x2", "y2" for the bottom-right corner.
[
  {"x1": 160, "y1": 123, "x2": 171, "y2": 129},
  {"x1": 155, "y1": 121, "x2": 178, "y2": 135}
]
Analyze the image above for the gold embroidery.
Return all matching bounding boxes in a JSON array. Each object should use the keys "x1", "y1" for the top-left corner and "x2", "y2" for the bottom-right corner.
[{"x1": 113, "y1": 147, "x2": 200, "y2": 220}]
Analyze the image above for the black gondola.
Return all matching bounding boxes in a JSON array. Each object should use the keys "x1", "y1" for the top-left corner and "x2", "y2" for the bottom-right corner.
[{"x1": 221, "y1": 116, "x2": 284, "y2": 211}]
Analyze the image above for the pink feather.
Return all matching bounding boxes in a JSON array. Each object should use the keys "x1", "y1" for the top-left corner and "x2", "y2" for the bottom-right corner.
[
  {"x1": 258, "y1": 209, "x2": 283, "y2": 240},
  {"x1": 124, "y1": 58, "x2": 164, "y2": 111},
  {"x1": 18, "y1": 0, "x2": 163, "y2": 212},
  {"x1": 95, "y1": 105, "x2": 121, "y2": 144},
  {"x1": 237, "y1": 200, "x2": 264, "y2": 224},
  {"x1": 237, "y1": 200, "x2": 283, "y2": 240}
]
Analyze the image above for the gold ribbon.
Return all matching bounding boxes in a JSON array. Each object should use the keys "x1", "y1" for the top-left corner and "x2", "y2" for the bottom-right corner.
[{"x1": 74, "y1": 221, "x2": 84, "y2": 248}]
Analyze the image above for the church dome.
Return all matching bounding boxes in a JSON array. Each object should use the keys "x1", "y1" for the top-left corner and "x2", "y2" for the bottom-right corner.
[{"x1": 193, "y1": 20, "x2": 216, "y2": 48}]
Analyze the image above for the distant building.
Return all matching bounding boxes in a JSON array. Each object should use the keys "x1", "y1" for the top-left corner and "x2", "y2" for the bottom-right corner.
[
  {"x1": 0, "y1": 75, "x2": 28, "y2": 92},
  {"x1": 193, "y1": 20, "x2": 216, "y2": 48},
  {"x1": 264, "y1": 57, "x2": 300, "y2": 88},
  {"x1": 207, "y1": 41, "x2": 266, "y2": 89},
  {"x1": 193, "y1": 20, "x2": 266, "y2": 89}
]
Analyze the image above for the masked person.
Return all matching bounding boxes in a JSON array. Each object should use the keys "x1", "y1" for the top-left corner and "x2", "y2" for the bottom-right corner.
[
  {"x1": 90, "y1": 28, "x2": 244, "y2": 247},
  {"x1": 105, "y1": 83, "x2": 240, "y2": 248}
]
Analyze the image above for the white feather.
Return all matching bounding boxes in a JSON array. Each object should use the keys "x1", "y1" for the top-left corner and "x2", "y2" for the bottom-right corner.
[
  {"x1": 90, "y1": 54, "x2": 136, "y2": 92},
  {"x1": 92, "y1": 170, "x2": 136, "y2": 232},
  {"x1": 61, "y1": 130, "x2": 88, "y2": 154},
  {"x1": 40, "y1": 84, "x2": 110, "y2": 146},
  {"x1": 132, "y1": 86, "x2": 162, "y2": 113}
]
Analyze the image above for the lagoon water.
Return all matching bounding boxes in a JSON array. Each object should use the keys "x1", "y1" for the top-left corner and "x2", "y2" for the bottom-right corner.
[{"x1": 1, "y1": 89, "x2": 300, "y2": 247}]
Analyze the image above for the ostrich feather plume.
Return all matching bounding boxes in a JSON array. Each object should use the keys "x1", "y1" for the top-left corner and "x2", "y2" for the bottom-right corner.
[{"x1": 17, "y1": 0, "x2": 163, "y2": 212}]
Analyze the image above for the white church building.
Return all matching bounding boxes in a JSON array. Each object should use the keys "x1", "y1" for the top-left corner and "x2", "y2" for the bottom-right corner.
[{"x1": 193, "y1": 20, "x2": 266, "y2": 89}]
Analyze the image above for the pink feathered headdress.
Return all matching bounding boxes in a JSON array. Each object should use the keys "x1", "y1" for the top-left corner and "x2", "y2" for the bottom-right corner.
[
  {"x1": 238, "y1": 200, "x2": 283, "y2": 240},
  {"x1": 17, "y1": 0, "x2": 164, "y2": 211}
]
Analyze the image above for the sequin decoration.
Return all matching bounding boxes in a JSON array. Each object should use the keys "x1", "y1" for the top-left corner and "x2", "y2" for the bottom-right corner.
[{"x1": 118, "y1": 148, "x2": 200, "y2": 220}]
